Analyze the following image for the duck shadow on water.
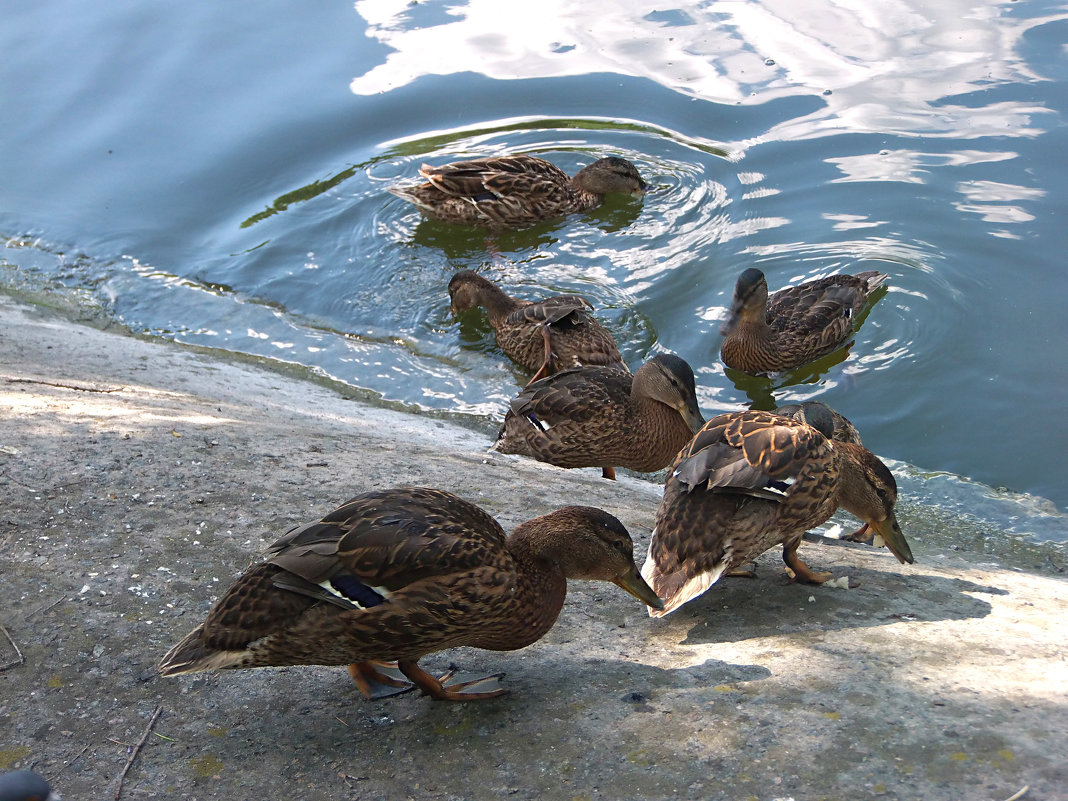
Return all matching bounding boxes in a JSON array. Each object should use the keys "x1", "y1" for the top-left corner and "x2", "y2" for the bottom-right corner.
[
  {"x1": 723, "y1": 345, "x2": 854, "y2": 410},
  {"x1": 407, "y1": 217, "x2": 562, "y2": 259},
  {"x1": 404, "y1": 196, "x2": 643, "y2": 259}
]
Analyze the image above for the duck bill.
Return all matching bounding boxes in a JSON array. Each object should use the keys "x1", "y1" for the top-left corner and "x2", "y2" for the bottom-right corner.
[
  {"x1": 868, "y1": 511, "x2": 914, "y2": 565},
  {"x1": 613, "y1": 564, "x2": 664, "y2": 610},
  {"x1": 677, "y1": 400, "x2": 706, "y2": 434}
]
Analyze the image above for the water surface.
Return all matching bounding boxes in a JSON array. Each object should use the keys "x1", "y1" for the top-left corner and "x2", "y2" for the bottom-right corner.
[{"x1": 1, "y1": 0, "x2": 1065, "y2": 540}]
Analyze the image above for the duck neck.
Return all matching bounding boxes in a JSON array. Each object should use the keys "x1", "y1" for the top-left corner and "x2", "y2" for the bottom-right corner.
[
  {"x1": 628, "y1": 398, "x2": 696, "y2": 472},
  {"x1": 566, "y1": 181, "x2": 602, "y2": 210},
  {"x1": 498, "y1": 526, "x2": 570, "y2": 649},
  {"x1": 476, "y1": 282, "x2": 523, "y2": 327},
  {"x1": 733, "y1": 307, "x2": 772, "y2": 340},
  {"x1": 832, "y1": 442, "x2": 876, "y2": 519}
]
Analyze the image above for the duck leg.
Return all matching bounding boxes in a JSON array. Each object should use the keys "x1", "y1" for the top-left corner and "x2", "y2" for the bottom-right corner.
[
  {"x1": 398, "y1": 659, "x2": 508, "y2": 701},
  {"x1": 601, "y1": 466, "x2": 617, "y2": 480},
  {"x1": 782, "y1": 540, "x2": 833, "y2": 584},
  {"x1": 525, "y1": 326, "x2": 556, "y2": 386},
  {"x1": 348, "y1": 661, "x2": 415, "y2": 700},
  {"x1": 727, "y1": 562, "x2": 758, "y2": 578},
  {"x1": 842, "y1": 522, "x2": 872, "y2": 544}
]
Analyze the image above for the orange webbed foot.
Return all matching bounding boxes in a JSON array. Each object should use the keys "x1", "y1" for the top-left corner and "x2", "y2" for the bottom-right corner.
[
  {"x1": 398, "y1": 660, "x2": 508, "y2": 701},
  {"x1": 348, "y1": 661, "x2": 415, "y2": 700},
  {"x1": 783, "y1": 541, "x2": 833, "y2": 584}
]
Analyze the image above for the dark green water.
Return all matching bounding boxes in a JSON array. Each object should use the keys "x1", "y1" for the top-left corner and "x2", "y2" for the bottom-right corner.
[{"x1": 1, "y1": 1, "x2": 1065, "y2": 542}]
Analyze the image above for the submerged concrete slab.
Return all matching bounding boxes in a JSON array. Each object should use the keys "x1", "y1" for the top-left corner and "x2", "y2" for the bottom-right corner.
[{"x1": 0, "y1": 296, "x2": 1063, "y2": 801}]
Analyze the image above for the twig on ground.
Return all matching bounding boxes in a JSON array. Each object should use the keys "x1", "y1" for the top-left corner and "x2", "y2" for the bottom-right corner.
[
  {"x1": 3, "y1": 375, "x2": 124, "y2": 393},
  {"x1": 27, "y1": 596, "x2": 66, "y2": 619},
  {"x1": 54, "y1": 744, "x2": 91, "y2": 779},
  {"x1": 1003, "y1": 786, "x2": 1029, "y2": 801},
  {"x1": 0, "y1": 622, "x2": 26, "y2": 671},
  {"x1": 0, "y1": 469, "x2": 40, "y2": 493},
  {"x1": 114, "y1": 704, "x2": 162, "y2": 801}
]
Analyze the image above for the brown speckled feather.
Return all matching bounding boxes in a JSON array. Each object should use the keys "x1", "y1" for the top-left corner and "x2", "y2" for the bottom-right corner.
[
  {"x1": 449, "y1": 271, "x2": 625, "y2": 377},
  {"x1": 642, "y1": 408, "x2": 912, "y2": 617},
  {"x1": 389, "y1": 155, "x2": 645, "y2": 229},
  {"x1": 494, "y1": 354, "x2": 704, "y2": 474},
  {"x1": 158, "y1": 488, "x2": 661, "y2": 686},
  {"x1": 721, "y1": 268, "x2": 887, "y2": 373}
]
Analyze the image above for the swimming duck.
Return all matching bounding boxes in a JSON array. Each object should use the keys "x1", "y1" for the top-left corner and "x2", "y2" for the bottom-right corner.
[
  {"x1": 720, "y1": 268, "x2": 888, "y2": 374},
  {"x1": 158, "y1": 487, "x2": 662, "y2": 701},
  {"x1": 388, "y1": 155, "x2": 646, "y2": 228},
  {"x1": 449, "y1": 270, "x2": 626, "y2": 384},
  {"x1": 641, "y1": 407, "x2": 914, "y2": 617},
  {"x1": 493, "y1": 353, "x2": 705, "y2": 480}
]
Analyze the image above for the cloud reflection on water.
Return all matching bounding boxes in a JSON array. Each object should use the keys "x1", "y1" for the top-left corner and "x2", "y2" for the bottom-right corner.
[{"x1": 351, "y1": 0, "x2": 1058, "y2": 141}]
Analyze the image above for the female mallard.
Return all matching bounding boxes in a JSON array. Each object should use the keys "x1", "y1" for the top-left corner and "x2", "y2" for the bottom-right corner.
[
  {"x1": 720, "y1": 268, "x2": 888, "y2": 374},
  {"x1": 493, "y1": 353, "x2": 705, "y2": 480},
  {"x1": 641, "y1": 406, "x2": 914, "y2": 617},
  {"x1": 449, "y1": 270, "x2": 626, "y2": 384},
  {"x1": 388, "y1": 154, "x2": 646, "y2": 228},
  {"x1": 774, "y1": 400, "x2": 862, "y2": 445},
  {"x1": 0, "y1": 770, "x2": 60, "y2": 801},
  {"x1": 158, "y1": 487, "x2": 662, "y2": 701}
]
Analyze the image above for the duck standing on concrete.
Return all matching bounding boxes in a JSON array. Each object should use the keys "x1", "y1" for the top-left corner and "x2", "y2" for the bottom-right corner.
[
  {"x1": 0, "y1": 769, "x2": 60, "y2": 801},
  {"x1": 159, "y1": 487, "x2": 662, "y2": 701},
  {"x1": 641, "y1": 406, "x2": 914, "y2": 617},
  {"x1": 494, "y1": 353, "x2": 705, "y2": 480}
]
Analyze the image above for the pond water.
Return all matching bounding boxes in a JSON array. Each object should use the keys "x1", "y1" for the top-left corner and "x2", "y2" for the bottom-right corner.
[{"x1": 1, "y1": 0, "x2": 1065, "y2": 543}]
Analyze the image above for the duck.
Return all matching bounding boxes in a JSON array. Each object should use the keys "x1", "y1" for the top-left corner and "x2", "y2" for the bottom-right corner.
[
  {"x1": 158, "y1": 487, "x2": 662, "y2": 701},
  {"x1": 720, "y1": 268, "x2": 888, "y2": 374},
  {"x1": 388, "y1": 154, "x2": 646, "y2": 228},
  {"x1": 774, "y1": 400, "x2": 862, "y2": 445},
  {"x1": 640, "y1": 406, "x2": 914, "y2": 617},
  {"x1": 493, "y1": 353, "x2": 705, "y2": 480},
  {"x1": 0, "y1": 770, "x2": 60, "y2": 801},
  {"x1": 449, "y1": 270, "x2": 626, "y2": 384}
]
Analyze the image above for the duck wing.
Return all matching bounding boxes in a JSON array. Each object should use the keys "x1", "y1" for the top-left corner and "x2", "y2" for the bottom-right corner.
[
  {"x1": 419, "y1": 156, "x2": 571, "y2": 201},
  {"x1": 505, "y1": 366, "x2": 631, "y2": 429}
]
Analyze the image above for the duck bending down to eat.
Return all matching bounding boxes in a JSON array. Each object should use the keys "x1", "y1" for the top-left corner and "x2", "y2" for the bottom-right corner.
[
  {"x1": 388, "y1": 154, "x2": 646, "y2": 228},
  {"x1": 0, "y1": 770, "x2": 61, "y2": 801},
  {"x1": 449, "y1": 270, "x2": 626, "y2": 384},
  {"x1": 720, "y1": 268, "x2": 888, "y2": 374},
  {"x1": 641, "y1": 406, "x2": 914, "y2": 617},
  {"x1": 158, "y1": 487, "x2": 662, "y2": 701},
  {"x1": 493, "y1": 353, "x2": 705, "y2": 480},
  {"x1": 774, "y1": 401, "x2": 862, "y2": 446}
]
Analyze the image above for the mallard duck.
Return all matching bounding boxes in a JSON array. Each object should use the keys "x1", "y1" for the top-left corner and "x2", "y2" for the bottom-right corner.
[
  {"x1": 388, "y1": 154, "x2": 646, "y2": 228},
  {"x1": 776, "y1": 401, "x2": 877, "y2": 543},
  {"x1": 720, "y1": 268, "x2": 888, "y2": 374},
  {"x1": 641, "y1": 407, "x2": 914, "y2": 617},
  {"x1": 774, "y1": 400, "x2": 862, "y2": 445},
  {"x1": 0, "y1": 770, "x2": 60, "y2": 801},
  {"x1": 493, "y1": 353, "x2": 705, "y2": 480},
  {"x1": 449, "y1": 270, "x2": 626, "y2": 384},
  {"x1": 158, "y1": 487, "x2": 662, "y2": 701}
]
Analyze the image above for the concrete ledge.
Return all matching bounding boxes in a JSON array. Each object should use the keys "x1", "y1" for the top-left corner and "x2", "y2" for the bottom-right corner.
[{"x1": 0, "y1": 296, "x2": 1063, "y2": 800}]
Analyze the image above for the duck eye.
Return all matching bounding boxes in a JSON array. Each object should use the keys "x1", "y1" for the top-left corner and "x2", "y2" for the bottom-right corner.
[{"x1": 876, "y1": 488, "x2": 888, "y2": 500}]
